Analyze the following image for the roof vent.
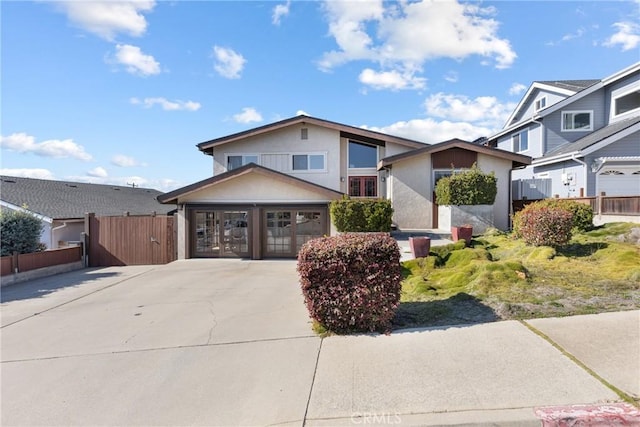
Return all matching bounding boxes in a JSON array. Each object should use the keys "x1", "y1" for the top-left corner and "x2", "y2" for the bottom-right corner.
[
  {"x1": 2, "y1": 179, "x2": 16, "y2": 183},
  {"x1": 113, "y1": 188, "x2": 121, "y2": 191},
  {"x1": 65, "y1": 184, "x2": 78, "y2": 188}
]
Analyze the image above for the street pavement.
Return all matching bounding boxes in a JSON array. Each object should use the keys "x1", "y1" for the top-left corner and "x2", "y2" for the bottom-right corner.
[{"x1": 1, "y1": 257, "x2": 638, "y2": 426}]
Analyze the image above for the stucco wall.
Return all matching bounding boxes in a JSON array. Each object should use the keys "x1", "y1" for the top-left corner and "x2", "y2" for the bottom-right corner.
[
  {"x1": 388, "y1": 154, "x2": 432, "y2": 230},
  {"x1": 212, "y1": 124, "x2": 342, "y2": 191},
  {"x1": 476, "y1": 154, "x2": 512, "y2": 230}
]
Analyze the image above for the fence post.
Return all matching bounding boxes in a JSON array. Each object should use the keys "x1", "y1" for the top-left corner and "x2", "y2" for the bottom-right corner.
[
  {"x1": 598, "y1": 192, "x2": 605, "y2": 215},
  {"x1": 12, "y1": 251, "x2": 19, "y2": 274},
  {"x1": 84, "y1": 212, "x2": 94, "y2": 267}
]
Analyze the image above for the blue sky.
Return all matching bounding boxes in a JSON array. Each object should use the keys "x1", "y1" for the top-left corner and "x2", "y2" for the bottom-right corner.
[{"x1": 2, "y1": 0, "x2": 639, "y2": 191}]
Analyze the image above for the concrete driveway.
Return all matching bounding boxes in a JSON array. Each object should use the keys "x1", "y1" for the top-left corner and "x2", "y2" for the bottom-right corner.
[{"x1": 2, "y1": 260, "x2": 638, "y2": 426}]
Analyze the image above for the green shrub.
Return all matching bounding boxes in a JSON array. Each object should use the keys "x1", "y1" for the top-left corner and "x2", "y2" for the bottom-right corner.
[
  {"x1": 513, "y1": 204, "x2": 573, "y2": 247},
  {"x1": 435, "y1": 165, "x2": 497, "y2": 206},
  {"x1": 330, "y1": 197, "x2": 393, "y2": 232},
  {"x1": 0, "y1": 208, "x2": 45, "y2": 256},
  {"x1": 533, "y1": 199, "x2": 593, "y2": 231},
  {"x1": 297, "y1": 233, "x2": 402, "y2": 333}
]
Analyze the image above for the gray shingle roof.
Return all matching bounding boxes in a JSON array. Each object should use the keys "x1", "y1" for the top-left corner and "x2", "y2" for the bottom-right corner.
[
  {"x1": 537, "y1": 79, "x2": 600, "y2": 92},
  {"x1": 0, "y1": 176, "x2": 175, "y2": 219},
  {"x1": 543, "y1": 115, "x2": 640, "y2": 158}
]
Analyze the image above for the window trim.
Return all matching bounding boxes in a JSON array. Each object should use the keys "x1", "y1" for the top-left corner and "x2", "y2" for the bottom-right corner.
[
  {"x1": 226, "y1": 153, "x2": 259, "y2": 171},
  {"x1": 534, "y1": 96, "x2": 547, "y2": 112},
  {"x1": 611, "y1": 85, "x2": 640, "y2": 120},
  {"x1": 512, "y1": 130, "x2": 529, "y2": 153},
  {"x1": 561, "y1": 110, "x2": 593, "y2": 132},
  {"x1": 348, "y1": 175, "x2": 378, "y2": 198},
  {"x1": 291, "y1": 152, "x2": 327, "y2": 173}
]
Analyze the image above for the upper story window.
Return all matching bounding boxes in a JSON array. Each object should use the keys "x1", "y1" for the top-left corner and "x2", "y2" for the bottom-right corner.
[
  {"x1": 613, "y1": 90, "x2": 640, "y2": 117},
  {"x1": 561, "y1": 110, "x2": 593, "y2": 132},
  {"x1": 348, "y1": 141, "x2": 378, "y2": 168},
  {"x1": 512, "y1": 130, "x2": 528, "y2": 152},
  {"x1": 292, "y1": 153, "x2": 326, "y2": 172},
  {"x1": 534, "y1": 97, "x2": 547, "y2": 111},
  {"x1": 227, "y1": 154, "x2": 259, "y2": 170}
]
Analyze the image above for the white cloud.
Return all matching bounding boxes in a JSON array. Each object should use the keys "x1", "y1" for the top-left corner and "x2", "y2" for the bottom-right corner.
[
  {"x1": 65, "y1": 174, "x2": 180, "y2": 192},
  {"x1": 87, "y1": 167, "x2": 108, "y2": 178},
  {"x1": 0, "y1": 132, "x2": 92, "y2": 161},
  {"x1": 509, "y1": 83, "x2": 527, "y2": 96},
  {"x1": 424, "y1": 92, "x2": 516, "y2": 129},
  {"x1": 130, "y1": 97, "x2": 201, "y2": 111},
  {"x1": 358, "y1": 68, "x2": 426, "y2": 90},
  {"x1": 444, "y1": 71, "x2": 459, "y2": 83},
  {"x1": 318, "y1": 0, "x2": 516, "y2": 90},
  {"x1": 233, "y1": 107, "x2": 263, "y2": 124},
  {"x1": 212, "y1": 46, "x2": 246, "y2": 79},
  {"x1": 53, "y1": 1, "x2": 155, "y2": 41},
  {"x1": 272, "y1": 1, "x2": 291, "y2": 25},
  {"x1": 109, "y1": 44, "x2": 161, "y2": 76},
  {"x1": 0, "y1": 168, "x2": 55, "y2": 180},
  {"x1": 364, "y1": 118, "x2": 493, "y2": 144},
  {"x1": 111, "y1": 154, "x2": 146, "y2": 167},
  {"x1": 296, "y1": 110, "x2": 310, "y2": 116},
  {"x1": 603, "y1": 22, "x2": 640, "y2": 51}
]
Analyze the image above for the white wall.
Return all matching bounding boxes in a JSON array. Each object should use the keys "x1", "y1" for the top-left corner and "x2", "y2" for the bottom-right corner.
[
  {"x1": 212, "y1": 124, "x2": 342, "y2": 191},
  {"x1": 388, "y1": 154, "x2": 432, "y2": 229},
  {"x1": 476, "y1": 153, "x2": 512, "y2": 230}
]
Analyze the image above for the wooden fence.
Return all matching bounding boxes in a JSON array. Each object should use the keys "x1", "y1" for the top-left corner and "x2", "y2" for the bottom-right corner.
[
  {"x1": 86, "y1": 213, "x2": 175, "y2": 267},
  {"x1": 0, "y1": 246, "x2": 83, "y2": 277},
  {"x1": 513, "y1": 195, "x2": 640, "y2": 215}
]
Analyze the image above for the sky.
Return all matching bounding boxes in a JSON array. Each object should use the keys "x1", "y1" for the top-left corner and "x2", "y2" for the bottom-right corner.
[{"x1": 1, "y1": 0, "x2": 639, "y2": 192}]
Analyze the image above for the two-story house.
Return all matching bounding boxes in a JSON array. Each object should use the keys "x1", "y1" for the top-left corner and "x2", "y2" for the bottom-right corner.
[
  {"x1": 487, "y1": 62, "x2": 640, "y2": 200},
  {"x1": 159, "y1": 115, "x2": 530, "y2": 259}
]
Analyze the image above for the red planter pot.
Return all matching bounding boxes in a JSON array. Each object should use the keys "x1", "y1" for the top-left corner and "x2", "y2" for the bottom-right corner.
[
  {"x1": 409, "y1": 236, "x2": 431, "y2": 258},
  {"x1": 451, "y1": 226, "x2": 473, "y2": 246}
]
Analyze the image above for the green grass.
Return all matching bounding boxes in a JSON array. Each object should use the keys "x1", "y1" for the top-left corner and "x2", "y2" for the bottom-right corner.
[{"x1": 397, "y1": 223, "x2": 640, "y2": 328}]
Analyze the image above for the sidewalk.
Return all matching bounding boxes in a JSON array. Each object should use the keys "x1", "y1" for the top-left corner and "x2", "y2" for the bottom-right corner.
[{"x1": 392, "y1": 229, "x2": 453, "y2": 262}]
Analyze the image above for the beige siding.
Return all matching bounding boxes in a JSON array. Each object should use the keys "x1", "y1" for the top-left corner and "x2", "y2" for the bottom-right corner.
[
  {"x1": 476, "y1": 154, "x2": 512, "y2": 230},
  {"x1": 389, "y1": 154, "x2": 432, "y2": 229},
  {"x1": 212, "y1": 124, "x2": 341, "y2": 191}
]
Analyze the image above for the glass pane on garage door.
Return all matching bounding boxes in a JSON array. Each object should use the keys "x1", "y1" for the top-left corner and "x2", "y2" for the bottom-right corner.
[
  {"x1": 194, "y1": 212, "x2": 219, "y2": 255},
  {"x1": 295, "y1": 211, "x2": 324, "y2": 252},
  {"x1": 221, "y1": 211, "x2": 249, "y2": 256},
  {"x1": 265, "y1": 211, "x2": 292, "y2": 255}
]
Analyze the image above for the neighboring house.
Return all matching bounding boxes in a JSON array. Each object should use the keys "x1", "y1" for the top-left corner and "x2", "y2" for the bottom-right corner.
[
  {"x1": 159, "y1": 115, "x2": 530, "y2": 259},
  {"x1": 0, "y1": 176, "x2": 174, "y2": 250},
  {"x1": 487, "y1": 62, "x2": 640, "y2": 200}
]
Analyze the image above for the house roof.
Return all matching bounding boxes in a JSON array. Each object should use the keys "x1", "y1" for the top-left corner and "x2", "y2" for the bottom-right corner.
[
  {"x1": 0, "y1": 176, "x2": 174, "y2": 220},
  {"x1": 535, "y1": 79, "x2": 600, "y2": 92},
  {"x1": 377, "y1": 138, "x2": 531, "y2": 169},
  {"x1": 540, "y1": 115, "x2": 640, "y2": 158},
  {"x1": 196, "y1": 114, "x2": 427, "y2": 154},
  {"x1": 491, "y1": 61, "x2": 640, "y2": 142},
  {"x1": 158, "y1": 163, "x2": 344, "y2": 204}
]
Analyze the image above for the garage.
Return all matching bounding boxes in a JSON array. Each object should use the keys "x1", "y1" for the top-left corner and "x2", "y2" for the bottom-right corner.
[
  {"x1": 597, "y1": 167, "x2": 640, "y2": 196},
  {"x1": 159, "y1": 164, "x2": 343, "y2": 260}
]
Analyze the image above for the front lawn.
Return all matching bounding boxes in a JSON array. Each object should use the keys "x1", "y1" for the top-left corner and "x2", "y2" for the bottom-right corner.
[{"x1": 394, "y1": 222, "x2": 640, "y2": 329}]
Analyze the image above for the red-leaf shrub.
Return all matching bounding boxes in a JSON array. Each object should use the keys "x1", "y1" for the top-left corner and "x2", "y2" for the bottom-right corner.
[
  {"x1": 297, "y1": 233, "x2": 402, "y2": 333},
  {"x1": 513, "y1": 204, "x2": 573, "y2": 247}
]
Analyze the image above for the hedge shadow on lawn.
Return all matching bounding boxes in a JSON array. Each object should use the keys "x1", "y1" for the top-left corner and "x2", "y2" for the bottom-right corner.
[
  {"x1": 392, "y1": 292, "x2": 500, "y2": 330},
  {"x1": 555, "y1": 242, "x2": 609, "y2": 258}
]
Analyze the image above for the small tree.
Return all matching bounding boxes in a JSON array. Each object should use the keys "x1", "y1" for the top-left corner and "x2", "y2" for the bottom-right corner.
[
  {"x1": 435, "y1": 165, "x2": 497, "y2": 206},
  {"x1": 0, "y1": 209, "x2": 45, "y2": 256}
]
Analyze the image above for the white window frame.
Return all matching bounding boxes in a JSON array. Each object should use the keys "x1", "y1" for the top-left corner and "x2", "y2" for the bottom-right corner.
[
  {"x1": 226, "y1": 153, "x2": 259, "y2": 171},
  {"x1": 291, "y1": 152, "x2": 327, "y2": 173},
  {"x1": 561, "y1": 110, "x2": 593, "y2": 132},
  {"x1": 611, "y1": 84, "x2": 640, "y2": 120},
  {"x1": 512, "y1": 130, "x2": 529, "y2": 153},
  {"x1": 534, "y1": 96, "x2": 547, "y2": 112}
]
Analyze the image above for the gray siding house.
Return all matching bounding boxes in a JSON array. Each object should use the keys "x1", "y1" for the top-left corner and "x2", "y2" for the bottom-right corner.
[{"x1": 487, "y1": 62, "x2": 640, "y2": 199}]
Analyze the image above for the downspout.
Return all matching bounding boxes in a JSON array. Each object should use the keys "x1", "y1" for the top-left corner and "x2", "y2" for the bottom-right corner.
[
  {"x1": 531, "y1": 115, "x2": 544, "y2": 155},
  {"x1": 571, "y1": 154, "x2": 588, "y2": 197},
  {"x1": 50, "y1": 221, "x2": 68, "y2": 249}
]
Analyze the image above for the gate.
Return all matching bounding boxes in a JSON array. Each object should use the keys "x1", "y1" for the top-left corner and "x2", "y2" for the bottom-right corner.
[{"x1": 86, "y1": 213, "x2": 175, "y2": 266}]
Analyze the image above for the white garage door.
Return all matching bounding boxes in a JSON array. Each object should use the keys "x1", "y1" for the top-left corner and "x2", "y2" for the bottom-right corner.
[{"x1": 598, "y1": 168, "x2": 640, "y2": 196}]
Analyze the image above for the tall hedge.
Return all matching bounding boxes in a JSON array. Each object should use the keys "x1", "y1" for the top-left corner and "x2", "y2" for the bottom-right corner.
[
  {"x1": 298, "y1": 233, "x2": 402, "y2": 333},
  {"x1": 330, "y1": 198, "x2": 393, "y2": 232},
  {"x1": 435, "y1": 165, "x2": 497, "y2": 206},
  {"x1": 0, "y1": 209, "x2": 45, "y2": 256}
]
